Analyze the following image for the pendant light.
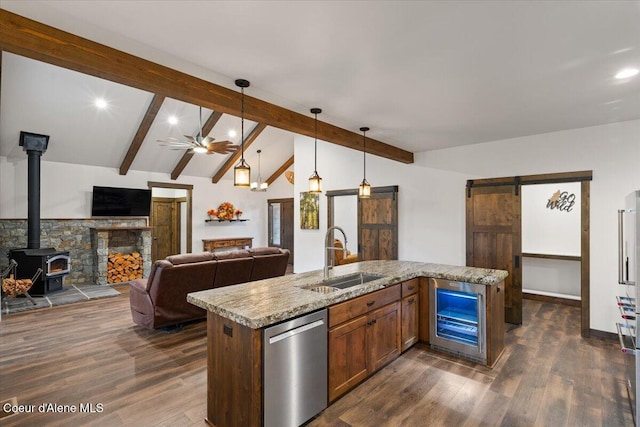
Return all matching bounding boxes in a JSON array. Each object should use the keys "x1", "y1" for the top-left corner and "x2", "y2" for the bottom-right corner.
[
  {"x1": 234, "y1": 79, "x2": 251, "y2": 187},
  {"x1": 250, "y1": 149, "x2": 268, "y2": 191},
  {"x1": 308, "y1": 108, "x2": 323, "y2": 193},
  {"x1": 358, "y1": 127, "x2": 371, "y2": 199}
]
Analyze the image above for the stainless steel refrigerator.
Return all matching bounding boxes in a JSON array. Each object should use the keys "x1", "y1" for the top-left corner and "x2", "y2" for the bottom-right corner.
[{"x1": 617, "y1": 190, "x2": 640, "y2": 425}]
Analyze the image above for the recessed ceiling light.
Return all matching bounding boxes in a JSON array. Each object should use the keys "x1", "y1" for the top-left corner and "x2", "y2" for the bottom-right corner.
[
  {"x1": 168, "y1": 115, "x2": 178, "y2": 125},
  {"x1": 615, "y1": 68, "x2": 639, "y2": 79},
  {"x1": 228, "y1": 129, "x2": 237, "y2": 138},
  {"x1": 94, "y1": 98, "x2": 108, "y2": 109}
]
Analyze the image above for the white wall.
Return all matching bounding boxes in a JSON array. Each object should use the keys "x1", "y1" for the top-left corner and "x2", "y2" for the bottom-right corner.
[
  {"x1": 0, "y1": 157, "x2": 294, "y2": 252},
  {"x1": 522, "y1": 182, "x2": 581, "y2": 256},
  {"x1": 293, "y1": 135, "x2": 470, "y2": 273},
  {"x1": 294, "y1": 119, "x2": 640, "y2": 333},
  {"x1": 333, "y1": 195, "x2": 357, "y2": 254},
  {"x1": 521, "y1": 182, "x2": 581, "y2": 298}
]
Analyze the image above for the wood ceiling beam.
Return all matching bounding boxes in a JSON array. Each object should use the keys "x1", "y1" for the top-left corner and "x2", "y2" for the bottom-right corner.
[
  {"x1": 211, "y1": 123, "x2": 267, "y2": 183},
  {"x1": 0, "y1": 10, "x2": 414, "y2": 164},
  {"x1": 266, "y1": 155, "x2": 294, "y2": 186},
  {"x1": 170, "y1": 111, "x2": 224, "y2": 180},
  {"x1": 119, "y1": 94, "x2": 165, "y2": 175}
]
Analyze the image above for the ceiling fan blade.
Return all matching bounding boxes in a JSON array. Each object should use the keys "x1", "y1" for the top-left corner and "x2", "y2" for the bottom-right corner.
[{"x1": 206, "y1": 140, "x2": 240, "y2": 154}]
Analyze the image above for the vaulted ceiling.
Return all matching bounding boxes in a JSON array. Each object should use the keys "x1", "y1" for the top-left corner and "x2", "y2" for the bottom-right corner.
[{"x1": 1, "y1": 1, "x2": 639, "y2": 182}]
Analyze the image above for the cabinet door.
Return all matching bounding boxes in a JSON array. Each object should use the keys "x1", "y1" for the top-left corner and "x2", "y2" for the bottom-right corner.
[
  {"x1": 401, "y1": 293, "x2": 419, "y2": 352},
  {"x1": 367, "y1": 302, "x2": 401, "y2": 372},
  {"x1": 328, "y1": 315, "x2": 368, "y2": 402}
]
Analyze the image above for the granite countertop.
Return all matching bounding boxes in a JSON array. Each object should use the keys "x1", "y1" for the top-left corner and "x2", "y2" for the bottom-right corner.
[{"x1": 187, "y1": 260, "x2": 508, "y2": 329}]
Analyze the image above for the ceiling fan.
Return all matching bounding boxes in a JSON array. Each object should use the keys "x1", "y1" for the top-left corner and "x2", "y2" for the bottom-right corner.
[{"x1": 157, "y1": 106, "x2": 239, "y2": 155}]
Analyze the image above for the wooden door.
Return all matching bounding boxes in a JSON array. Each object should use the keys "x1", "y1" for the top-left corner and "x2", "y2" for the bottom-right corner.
[
  {"x1": 358, "y1": 187, "x2": 398, "y2": 261},
  {"x1": 328, "y1": 315, "x2": 368, "y2": 402},
  {"x1": 466, "y1": 183, "x2": 522, "y2": 324},
  {"x1": 268, "y1": 198, "x2": 294, "y2": 264},
  {"x1": 367, "y1": 301, "x2": 401, "y2": 372},
  {"x1": 151, "y1": 197, "x2": 178, "y2": 261}
]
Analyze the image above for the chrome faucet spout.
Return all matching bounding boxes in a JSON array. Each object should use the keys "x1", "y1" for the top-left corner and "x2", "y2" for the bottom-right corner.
[{"x1": 324, "y1": 226, "x2": 348, "y2": 279}]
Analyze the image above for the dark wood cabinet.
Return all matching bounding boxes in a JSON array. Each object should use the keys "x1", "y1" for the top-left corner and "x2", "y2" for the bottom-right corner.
[
  {"x1": 328, "y1": 285, "x2": 402, "y2": 402},
  {"x1": 368, "y1": 301, "x2": 401, "y2": 371},
  {"x1": 401, "y1": 278, "x2": 419, "y2": 352},
  {"x1": 328, "y1": 315, "x2": 368, "y2": 402}
]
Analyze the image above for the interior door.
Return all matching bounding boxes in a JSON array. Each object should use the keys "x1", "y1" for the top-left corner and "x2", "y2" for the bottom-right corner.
[
  {"x1": 466, "y1": 183, "x2": 522, "y2": 324},
  {"x1": 268, "y1": 198, "x2": 294, "y2": 264},
  {"x1": 358, "y1": 187, "x2": 398, "y2": 261},
  {"x1": 151, "y1": 197, "x2": 177, "y2": 261}
]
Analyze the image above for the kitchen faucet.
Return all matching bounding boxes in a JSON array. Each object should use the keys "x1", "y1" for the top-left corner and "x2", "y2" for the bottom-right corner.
[{"x1": 324, "y1": 226, "x2": 348, "y2": 279}]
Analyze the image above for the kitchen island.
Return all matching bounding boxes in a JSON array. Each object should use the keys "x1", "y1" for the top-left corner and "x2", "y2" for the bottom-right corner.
[{"x1": 188, "y1": 260, "x2": 507, "y2": 427}]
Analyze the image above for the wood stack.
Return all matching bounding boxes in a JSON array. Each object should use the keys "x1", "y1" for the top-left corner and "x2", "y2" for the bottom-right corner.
[
  {"x1": 2, "y1": 274, "x2": 33, "y2": 297},
  {"x1": 107, "y1": 252, "x2": 143, "y2": 284}
]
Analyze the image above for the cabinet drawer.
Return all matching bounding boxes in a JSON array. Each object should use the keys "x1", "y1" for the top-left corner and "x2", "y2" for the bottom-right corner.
[
  {"x1": 401, "y1": 278, "x2": 419, "y2": 297},
  {"x1": 329, "y1": 285, "x2": 401, "y2": 328}
]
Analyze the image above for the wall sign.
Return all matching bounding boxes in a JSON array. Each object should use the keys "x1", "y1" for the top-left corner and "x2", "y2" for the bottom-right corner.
[{"x1": 547, "y1": 190, "x2": 576, "y2": 212}]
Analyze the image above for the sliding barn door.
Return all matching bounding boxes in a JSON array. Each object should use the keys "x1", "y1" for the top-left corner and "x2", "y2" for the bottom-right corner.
[
  {"x1": 358, "y1": 187, "x2": 398, "y2": 261},
  {"x1": 466, "y1": 183, "x2": 522, "y2": 324}
]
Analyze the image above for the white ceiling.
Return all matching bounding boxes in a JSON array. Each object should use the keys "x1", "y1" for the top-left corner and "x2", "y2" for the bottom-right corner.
[{"x1": 1, "y1": 1, "x2": 639, "y2": 176}]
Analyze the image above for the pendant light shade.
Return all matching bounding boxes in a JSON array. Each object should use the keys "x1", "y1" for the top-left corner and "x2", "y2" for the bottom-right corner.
[
  {"x1": 359, "y1": 127, "x2": 371, "y2": 198},
  {"x1": 309, "y1": 108, "x2": 323, "y2": 194},
  {"x1": 234, "y1": 79, "x2": 251, "y2": 187},
  {"x1": 250, "y1": 149, "x2": 268, "y2": 191}
]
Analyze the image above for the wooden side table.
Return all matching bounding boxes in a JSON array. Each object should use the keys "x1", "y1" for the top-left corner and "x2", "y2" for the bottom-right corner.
[{"x1": 202, "y1": 237, "x2": 253, "y2": 253}]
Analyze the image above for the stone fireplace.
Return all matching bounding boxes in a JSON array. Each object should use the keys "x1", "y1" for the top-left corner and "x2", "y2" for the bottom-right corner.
[{"x1": 91, "y1": 226, "x2": 151, "y2": 285}]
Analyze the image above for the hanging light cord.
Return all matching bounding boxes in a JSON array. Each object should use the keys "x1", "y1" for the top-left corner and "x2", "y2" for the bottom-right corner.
[
  {"x1": 240, "y1": 87, "x2": 245, "y2": 161},
  {"x1": 314, "y1": 111, "x2": 318, "y2": 173},
  {"x1": 363, "y1": 129, "x2": 367, "y2": 180}
]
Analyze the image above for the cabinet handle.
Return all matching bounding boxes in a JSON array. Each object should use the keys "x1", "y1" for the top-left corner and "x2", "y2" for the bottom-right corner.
[
  {"x1": 408, "y1": 297, "x2": 416, "y2": 304},
  {"x1": 366, "y1": 301, "x2": 375, "y2": 307},
  {"x1": 407, "y1": 285, "x2": 415, "y2": 291}
]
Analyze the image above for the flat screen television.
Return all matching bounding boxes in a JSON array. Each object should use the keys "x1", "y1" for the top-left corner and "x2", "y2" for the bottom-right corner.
[{"x1": 91, "y1": 186, "x2": 152, "y2": 217}]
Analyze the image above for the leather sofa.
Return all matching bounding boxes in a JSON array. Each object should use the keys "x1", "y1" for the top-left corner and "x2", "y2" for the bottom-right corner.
[{"x1": 129, "y1": 247, "x2": 289, "y2": 330}]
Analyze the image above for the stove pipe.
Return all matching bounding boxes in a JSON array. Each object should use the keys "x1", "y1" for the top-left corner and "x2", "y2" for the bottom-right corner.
[{"x1": 19, "y1": 131, "x2": 50, "y2": 250}]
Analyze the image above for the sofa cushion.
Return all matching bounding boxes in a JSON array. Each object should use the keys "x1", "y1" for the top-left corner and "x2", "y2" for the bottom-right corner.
[
  {"x1": 166, "y1": 252, "x2": 214, "y2": 265},
  {"x1": 250, "y1": 249, "x2": 289, "y2": 281},
  {"x1": 248, "y1": 247, "x2": 283, "y2": 256},
  {"x1": 214, "y1": 250, "x2": 251, "y2": 260}
]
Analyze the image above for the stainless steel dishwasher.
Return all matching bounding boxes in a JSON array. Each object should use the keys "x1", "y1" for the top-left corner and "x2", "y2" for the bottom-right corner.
[{"x1": 263, "y1": 308, "x2": 328, "y2": 427}]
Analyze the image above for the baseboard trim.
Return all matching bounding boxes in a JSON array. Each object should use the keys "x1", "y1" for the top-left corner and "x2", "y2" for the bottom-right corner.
[
  {"x1": 523, "y1": 292, "x2": 580, "y2": 307},
  {"x1": 589, "y1": 329, "x2": 617, "y2": 341}
]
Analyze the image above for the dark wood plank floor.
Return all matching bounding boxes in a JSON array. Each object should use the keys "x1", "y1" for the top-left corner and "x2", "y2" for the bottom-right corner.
[{"x1": 0, "y1": 287, "x2": 633, "y2": 426}]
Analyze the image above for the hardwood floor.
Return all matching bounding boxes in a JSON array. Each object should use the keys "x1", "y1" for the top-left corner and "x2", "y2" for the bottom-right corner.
[{"x1": 0, "y1": 287, "x2": 633, "y2": 426}]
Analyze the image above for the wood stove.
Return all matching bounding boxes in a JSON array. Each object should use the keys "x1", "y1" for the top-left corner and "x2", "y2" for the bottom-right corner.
[
  {"x1": 9, "y1": 248, "x2": 70, "y2": 295},
  {"x1": 5, "y1": 132, "x2": 71, "y2": 295}
]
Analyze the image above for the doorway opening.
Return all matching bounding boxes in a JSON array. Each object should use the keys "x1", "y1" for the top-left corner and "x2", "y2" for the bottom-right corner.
[
  {"x1": 327, "y1": 186, "x2": 398, "y2": 263},
  {"x1": 148, "y1": 181, "x2": 193, "y2": 261},
  {"x1": 268, "y1": 198, "x2": 294, "y2": 266},
  {"x1": 465, "y1": 171, "x2": 591, "y2": 337}
]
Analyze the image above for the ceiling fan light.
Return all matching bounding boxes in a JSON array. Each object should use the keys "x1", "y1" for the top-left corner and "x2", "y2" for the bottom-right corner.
[
  {"x1": 359, "y1": 179, "x2": 371, "y2": 199},
  {"x1": 309, "y1": 171, "x2": 323, "y2": 194},
  {"x1": 234, "y1": 159, "x2": 251, "y2": 187},
  {"x1": 193, "y1": 146, "x2": 207, "y2": 154}
]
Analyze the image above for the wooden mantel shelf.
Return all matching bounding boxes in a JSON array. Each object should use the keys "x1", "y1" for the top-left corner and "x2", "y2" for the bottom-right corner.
[{"x1": 91, "y1": 226, "x2": 152, "y2": 231}]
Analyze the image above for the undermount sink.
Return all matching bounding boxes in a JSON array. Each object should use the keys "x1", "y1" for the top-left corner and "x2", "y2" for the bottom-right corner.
[{"x1": 303, "y1": 273, "x2": 384, "y2": 293}]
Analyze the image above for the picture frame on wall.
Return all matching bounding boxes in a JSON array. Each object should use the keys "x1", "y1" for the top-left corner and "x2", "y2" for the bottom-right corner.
[{"x1": 300, "y1": 192, "x2": 319, "y2": 229}]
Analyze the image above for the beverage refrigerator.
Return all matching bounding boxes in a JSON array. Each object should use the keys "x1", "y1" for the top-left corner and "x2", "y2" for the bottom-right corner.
[{"x1": 617, "y1": 190, "x2": 640, "y2": 425}]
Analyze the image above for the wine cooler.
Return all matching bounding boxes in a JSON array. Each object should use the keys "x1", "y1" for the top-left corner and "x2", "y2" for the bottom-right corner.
[{"x1": 429, "y1": 278, "x2": 487, "y2": 364}]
